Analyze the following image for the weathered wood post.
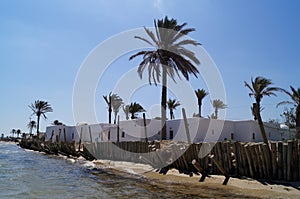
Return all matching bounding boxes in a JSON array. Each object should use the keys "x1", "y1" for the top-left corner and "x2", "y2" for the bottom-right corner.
[
  {"x1": 63, "y1": 128, "x2": 67, "y2": 143},
  {"x1": 89, "y1": 126, "x2": 93, "y2": 143},
  {"x1": 78, "y1": 127, "x2": 82, "y2": 151},
  {"x1": 192, "y1": 159, "x2": 207, "y2": 182},
  {"x1": 283, "y1": 143, "x2": 287, "y2": 180},
  {"x1": 182, "y1": 108, "x2": 191, "y2": 144},
  {"x1": 271, "y1": 142, "x2": 277, "y2": 179},
  {"x1": 143, "y1": 113, "x2": 148, "y2": 142},
  {"x1": 50, "y1": 130, "x2": 54, "y2": 144},
  {"x1": 209, "y1": 154, "x2": 230, "y2": 185},
  {"x1": 277, "y1": 142, "x2": 283, "y2": 180},
  {"x1": 287, "y1": 140, "x2": 293, "y2": 181},
  {"x1": 117, "y1": 115, "x2": 120, "y2": 142}
]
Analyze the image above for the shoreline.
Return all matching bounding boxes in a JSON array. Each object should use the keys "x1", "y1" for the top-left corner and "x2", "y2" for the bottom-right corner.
[
  {"x1": 93, "y1": 159, "x2": 300, "y2": 198},
  {"x1": 15, "y1": 141, "x2": 300, "y2": 198}
]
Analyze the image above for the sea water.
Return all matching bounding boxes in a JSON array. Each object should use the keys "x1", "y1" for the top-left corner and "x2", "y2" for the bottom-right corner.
[{"x1": 0, "y1": 142, "x2": 253, "y2": 199}]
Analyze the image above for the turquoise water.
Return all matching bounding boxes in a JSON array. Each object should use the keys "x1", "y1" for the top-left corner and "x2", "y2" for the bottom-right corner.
[{"x1": 0, "y1": 142, "x2": 253, "y2": 199}]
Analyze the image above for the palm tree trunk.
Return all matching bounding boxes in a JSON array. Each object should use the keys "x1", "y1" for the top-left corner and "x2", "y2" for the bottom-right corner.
[
  {"x1": 36, "y1": 115, "x2": 40, "y2": 137},
  {"x1": 161, "y1": 66, "x2": 167, "y2": 140},
  {"x1": 296, "y1": 105, "x2": 300, "y2": 139},
  {"x1": 254, "y1": 103, "x2": 270, "y2": 148},
  {"x1": 170, "y1": 109, "x2": 174, "y2": 119},
  {"x1": 214, "y1": 108, "x2": 218, "y2": 119},
  {"x1": 113, "y1": 112, "x2": 117, "y2": 124},
  {"x1": 108, "y1": 106, "x2": 112, "y2": 124},
  {"x1": 198, "y1": 100, "x2": 202, "y2": 117}
]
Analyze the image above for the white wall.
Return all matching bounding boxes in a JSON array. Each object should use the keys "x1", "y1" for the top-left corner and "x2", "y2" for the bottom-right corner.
[{"x1": 45, "y1": 118, "x2": 293, "y2": 144}]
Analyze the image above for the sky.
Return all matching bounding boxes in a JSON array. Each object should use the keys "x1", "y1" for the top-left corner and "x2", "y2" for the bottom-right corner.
[{"x1": 1, "y1": 0, "x2": 300, "y2": 136}]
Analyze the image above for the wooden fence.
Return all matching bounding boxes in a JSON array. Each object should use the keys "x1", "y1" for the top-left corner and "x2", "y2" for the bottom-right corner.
[{"x1": 84, "y1": 140, "x2": 300, "y2": 181}]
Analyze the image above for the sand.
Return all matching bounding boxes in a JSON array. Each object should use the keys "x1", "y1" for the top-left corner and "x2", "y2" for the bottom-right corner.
[{"x1": 93, "y1": 159, "x2": 300, "y2": 198}]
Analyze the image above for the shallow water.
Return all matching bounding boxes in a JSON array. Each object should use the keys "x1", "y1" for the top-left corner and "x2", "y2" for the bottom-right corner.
[{"x1": 0, "y1": 142, "x2": 254, "y2": 198}]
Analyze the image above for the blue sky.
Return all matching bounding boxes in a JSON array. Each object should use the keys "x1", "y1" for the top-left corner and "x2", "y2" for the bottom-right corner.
[{"x1": 1, "y1": 0, "x2": 300, "y2": 136}]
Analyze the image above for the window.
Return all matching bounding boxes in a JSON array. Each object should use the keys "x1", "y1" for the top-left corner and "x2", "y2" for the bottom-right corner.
[
  {"x1": 72, "y1": 133, "x2": 74, "y2": 139},
  {"x1": 252, "y1": 133, "x2": 255, "y2": 140},
  {"x1": 108, "y1": 130, "x2": 110, "y2": 140},
  {"x1": 122, "y1": 131, "x2": 125, "y2": 138},
  {"x1": 231, "y1": 133, "x2": 234, "y2": 140},
  {"x1": 169, "y1": 128, "x2": 174, "y2": 140}
]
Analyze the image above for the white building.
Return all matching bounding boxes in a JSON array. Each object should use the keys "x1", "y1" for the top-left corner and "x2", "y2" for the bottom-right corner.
[{"x1": 45, "y1": 118, "x2": 294, "y2": 143}]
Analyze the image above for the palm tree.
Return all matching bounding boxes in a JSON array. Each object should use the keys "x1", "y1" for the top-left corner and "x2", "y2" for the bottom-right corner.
[
  {"x1": 195, "y1": 89, "x2": 208, "y2": 117},
  {"x1": 103, "y1": 92, "x2": 113, "y2": 124},
  {"x1": 29, "y1": 100, "x2": 53, "y2": 137},
  {"x1": 129, "y1": 102, "x2": 145, "y2": 119},
  {"x1": 27, "y1": 120, "x2": 37, "y2": 135},
  {"x1": 122, "y1": 105, "x2": 130, "y2": 120},
  {"x1": 111, "y1": 94, "x2": 123, "y2": 124},
  {"x1": 129, "y1": 16, "x2": 201, "y2": 140},
  {"x1": 244, "y1": 76, "x2": 280, "y2": 145},
  {"x1": 277, "y1": 86, "x2": 300, "y2": 138},
  {"x1": 167, "y1": 98, "x2": 180, "y2": 119},
  {"x1": 16, "y1": 129, "x2": 21, "y2": 138},
  {"x1": 211, "y1": 99, "x2": 227, "y2": 119},
  {"x1": 52, "y1": 120, "x2": 63, "y2": 125},
  {"x1": 10, "y1": 129, "x2": 16, "y2": 138},
  {"x1": 280, "y1": 107, "x2": 296, "y2": 128}
]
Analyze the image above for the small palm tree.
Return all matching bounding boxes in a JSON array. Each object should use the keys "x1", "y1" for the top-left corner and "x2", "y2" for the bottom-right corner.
[
  {"x1": 195, "y1": 89, "x2": 208, "y2": 117},
  {"x1": 244, "y1": 76, "x2": 280, "y2": 145},
  {"x1": 103, "y1": 92, "x2": 113, "y2": 124},
  {"x1": 27, "y1": 120, "x2": 37, "y2": 135},
  {"x1": 129, "y1": 102, "x2": 146, "y2": 119},
  {"x1": 277, "y1": 86, "x2": 300, "y2": 138},
  {"x1": 122, "y1": 105, "x2": 130, "y2": 120},
  {"x1": 129, "y1": 16, "x2": 201, "y2": 140},
  {"x1": 11, "y1": 129, "x2": 16, "y2": 138},
  {"x1": 211, "y1": 99, "x2": 227, "y2": 119},
  {"x1": 16, "y1": 129, "x2": 21, "y2": 138},
  {"x1": 29, "y1": 100, "x2": 53, "y2": 136},
  {"x1": 52, "y1": 120, "x2": 63, "y2": 125},
  {"x1": 167, "y1": 98, "x2": 180, "y2": 119},
  {"x1": 111, "y1": 94, "x2": 123, "y2": 124}
]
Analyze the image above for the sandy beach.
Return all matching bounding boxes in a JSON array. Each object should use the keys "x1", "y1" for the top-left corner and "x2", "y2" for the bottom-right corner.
[{"x1": 93, "y1": 159, "x2": 300, "y2": 198}]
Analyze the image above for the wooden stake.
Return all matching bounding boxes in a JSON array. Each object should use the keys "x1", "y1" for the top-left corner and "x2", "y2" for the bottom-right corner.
[
  {"x1": 209, "y1": 154, "x2": 230, "y2": 185},
  {"x1": 143, "y1": 113, "x2": 148, "y2": 142},
  {"x1": 117, "y1": 115, "x2": 120, "y2": 142},
  {"x1": 182, "y1": 108, "x2": 191, "y2": 144},
  {"x1": 192, "y1": 159, "x2": 207, "y2": 182}
]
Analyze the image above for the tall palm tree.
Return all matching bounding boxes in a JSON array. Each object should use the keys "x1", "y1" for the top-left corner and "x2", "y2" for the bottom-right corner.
[
  {"x1": 122, "y1": 105, "x2": 130, "y2": 120},
  {"x1": 129, "y1": 102, "x2": 145, "y2": 119},
  {"x1": 129, "y1": 16, "x2": 201, "y2": 140},
  {"x1": 211, "y1": 99, "x2": 227, "y2": 119},
  {"x1": 167, "y1": 98, "x2": 180, "y2": 119},
  {"x1": 244, "y1": 76, "x2": 280, "y2": 145},
  {"x1": 277, "y1": 86, "x2": 300, "y2": 138},
  {"x1": 111, "y1": 94, "x2": 123, "y2": 124},
  {"x1": 27, "y1": 120, "x2": 37, "y2": 135},
  {"x1": 29, "y1": 100, "x2": 53, "y2": 137},
  {"x1": 195, "y1": 89, "x2": 208, "y2": 117}
]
